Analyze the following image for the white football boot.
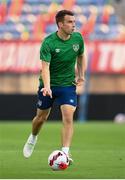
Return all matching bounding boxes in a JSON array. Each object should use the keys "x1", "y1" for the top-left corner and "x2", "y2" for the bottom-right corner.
[
  {"x1": 67, "y1": 154, "x2": 73, "y2": 165},
  {"x1": 62, "y1": 151, "x2": 73, "y2": 166},
  {"x1": 23, "y1": 134, "x2": 37, "y2": 158}
]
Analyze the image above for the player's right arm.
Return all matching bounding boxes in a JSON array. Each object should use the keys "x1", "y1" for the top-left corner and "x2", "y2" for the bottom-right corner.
[
  {"x1": 40, "y1": 39, "x2": 52, "y2": 98},
  {"x1": 41, "y1": 61, "x2": 52, "y2": 98}
]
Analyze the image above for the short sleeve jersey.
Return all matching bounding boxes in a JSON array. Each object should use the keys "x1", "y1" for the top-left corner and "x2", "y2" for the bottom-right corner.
[{"x1": 39, "y1": 32, "x2": 84, "y2": 87}]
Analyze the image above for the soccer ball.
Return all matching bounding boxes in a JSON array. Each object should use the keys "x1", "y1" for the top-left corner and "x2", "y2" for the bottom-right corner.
[
  {"x1": 114, "y1": 113, "x2": 125, "y2": 123},
  {"x1": 48, "y1": 150, "x2": 69, "y2": 170}
]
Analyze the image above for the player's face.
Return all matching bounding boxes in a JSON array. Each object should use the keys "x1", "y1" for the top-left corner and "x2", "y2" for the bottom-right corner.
[{"x1": 59, "y1": 15, "x2": 76, "y2": 35}]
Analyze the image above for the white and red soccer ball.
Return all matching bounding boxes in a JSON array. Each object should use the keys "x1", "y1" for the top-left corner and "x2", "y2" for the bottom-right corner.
[{"x1": 48, "y1": 150, "x2": 69, "y2": 170}]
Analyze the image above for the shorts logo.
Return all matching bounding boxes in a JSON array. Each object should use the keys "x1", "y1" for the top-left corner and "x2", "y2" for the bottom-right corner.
[
  {"x1": 70, "y1": 99, "x2": 74, "y2": 103},
  {"x1": 55, "y1": 49, "x2": 60, "y2": 53},
  {"x1": 37, "y1": 100, "x2": 42, "y2": 106},
  {"x1": 73, "y1": 44, "x2": 79, "y2": 52}
]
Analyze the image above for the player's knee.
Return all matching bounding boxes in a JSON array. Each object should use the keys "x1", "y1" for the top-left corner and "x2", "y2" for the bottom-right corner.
[
  {"x1": 36, "y1": 113, "x2": 48, "y2": 123},
  {"x1": 62, "y1": 113, "x2": 73, "y2": 124},
  {"x1": 63, "y1": 117, "x2": 73, "y2": 125}
]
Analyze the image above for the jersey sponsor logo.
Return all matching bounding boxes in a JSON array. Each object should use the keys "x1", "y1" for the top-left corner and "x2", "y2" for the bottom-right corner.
[
  {"x1": 73, "y1": 44, "x2": 79, "y2": 52},
  {"x1": 55, "y1": 48, "x2": 60, "y2": 53}
]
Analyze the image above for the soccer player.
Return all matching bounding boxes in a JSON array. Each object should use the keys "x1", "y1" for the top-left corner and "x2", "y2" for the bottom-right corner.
[{"x1": 23, "y1": 10, "x2": 87, "y2": 164}]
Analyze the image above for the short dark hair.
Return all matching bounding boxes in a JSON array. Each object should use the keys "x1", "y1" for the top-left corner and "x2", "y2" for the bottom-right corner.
[{"x1": 55, "y1": 10, "x2": 74, "y2": 27}]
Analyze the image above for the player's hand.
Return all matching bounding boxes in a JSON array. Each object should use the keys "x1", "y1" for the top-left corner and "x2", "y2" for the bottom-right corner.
[
  {"x1": 76, "y1": 78, "x2": 85, "y2": 86},
  {"x1": 76, "y1": 78, "x2": 85, "y2": 95},
  {"x1": 41, "y1": 87, "x2": 52, "y2": 98}
]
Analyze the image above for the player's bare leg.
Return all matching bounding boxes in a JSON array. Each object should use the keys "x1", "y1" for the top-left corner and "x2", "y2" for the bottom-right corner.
[
  {"x1": 60, "y1": 104, "x2": 76, "y2": 164},
  {"x1": 23, "y1": 108, "x2": 51, "y2": 158},
  {"x1": 32, "y1": 108, "x2": 51, "y2": 135}
]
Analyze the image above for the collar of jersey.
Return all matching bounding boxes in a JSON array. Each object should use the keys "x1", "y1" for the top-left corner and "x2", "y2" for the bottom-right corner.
[{"x1": 55, "y1": 31, "x2": 72, "y2": 42}]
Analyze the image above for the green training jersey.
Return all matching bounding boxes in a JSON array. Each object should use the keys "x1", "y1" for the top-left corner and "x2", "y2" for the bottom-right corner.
[{"x1": 39, "y1": 31, "x2": 84, "y2": 87}]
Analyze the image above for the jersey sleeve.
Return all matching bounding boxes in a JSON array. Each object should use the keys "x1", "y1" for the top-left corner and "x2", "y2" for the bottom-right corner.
[
  {"x1": 40, "y1": 40, "x2": 51, "y2": 62},
  {"x1": 78, "y1": 33, "x2": 84, "y2": 56}
]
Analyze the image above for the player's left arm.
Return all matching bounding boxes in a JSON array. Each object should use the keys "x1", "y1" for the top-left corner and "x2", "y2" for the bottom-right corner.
[
  {"x1": 76, "y1": 51, "x2": 87, "y2": 94},
  {"x1": 76, "y1": 51, "x2": 87, "y2": 85}
]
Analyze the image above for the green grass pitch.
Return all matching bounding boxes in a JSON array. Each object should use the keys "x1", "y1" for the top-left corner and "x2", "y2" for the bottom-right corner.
[{"x1": 0, "y1": 121, "x2": 125, "y2": 179}]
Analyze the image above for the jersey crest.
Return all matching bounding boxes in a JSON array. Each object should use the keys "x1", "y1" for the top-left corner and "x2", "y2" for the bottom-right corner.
[{"x1": 73, "y1": 44, "x2": 79, "y2": 52}]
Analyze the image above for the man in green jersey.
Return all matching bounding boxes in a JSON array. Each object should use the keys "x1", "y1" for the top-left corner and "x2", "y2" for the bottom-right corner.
[{"x1": 23, "y1": 10, "x2": 87, "y2": 164}]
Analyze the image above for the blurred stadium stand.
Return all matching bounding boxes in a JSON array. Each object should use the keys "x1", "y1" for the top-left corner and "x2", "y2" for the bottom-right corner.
[
  {"x1": 0, "y1": 0, "x2": 125, "y2": 121},
  {"x1": 0, "y1": 0, "x2": 125, "y2": 40}
]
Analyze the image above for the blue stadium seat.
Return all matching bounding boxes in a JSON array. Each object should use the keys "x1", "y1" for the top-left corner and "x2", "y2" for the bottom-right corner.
[
  {"x1": 24, "y1": 0, "x2": 52, "y2": 5},
  {"x1": 76, "y1": 0, "x2": 106, "y2": 5},
  {"x1": 109, "y1": 14, "x2": 118, "y2": 24},
  {"x1": 45, "y1": 24, "x2": 57, "y2": 34}
]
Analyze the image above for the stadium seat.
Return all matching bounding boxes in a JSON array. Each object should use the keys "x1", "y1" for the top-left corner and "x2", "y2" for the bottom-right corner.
[{"x1": 45, "y1": 24, "x2": 57, "y2": 34}]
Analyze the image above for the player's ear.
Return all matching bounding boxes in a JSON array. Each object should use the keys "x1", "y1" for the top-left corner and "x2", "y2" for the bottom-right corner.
[{"x1": 58, "y1": 22, "x2": 63, "y2": 28}]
